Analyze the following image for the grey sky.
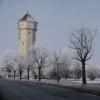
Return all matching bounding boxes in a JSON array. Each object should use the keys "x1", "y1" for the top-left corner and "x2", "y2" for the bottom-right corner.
[{"x1": 0, "y1": 0, "x2": 100, "y2": 65}]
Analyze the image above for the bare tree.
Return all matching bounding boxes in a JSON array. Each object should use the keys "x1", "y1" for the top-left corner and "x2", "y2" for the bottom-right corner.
[
  {"x1": 73, "y1": 62, "x2": 81, "y2": 80},
  {"x1": 25, "y1": 59, "x2": 31, "y2": 80},
  {"x1": 1, "y1": 53, "x2": 14, "y2": 79},
  {"x1": 14, "y1": 56, "x2": 25, "y2": 80},
  {"x1": 49, "y1": 67, "x2": 58, "y2": 80},
  {"x1": 49, "y1": 51, "x2": 71, "y2": 81},
  {"x1": 60, "y1": 55, "x2": 71, "y2": 80},
  {"x1": 25, "y1": 58, "x2": 36, "y2": 80},
  {"x1": 61, "y1": 67, "x2": 70, "y2": 80},
  {"x1": 70, "y1": 25, "x2": 96, "y2": 84},
  {"x1": 51, "y1": 50, "x2": 63, "y2": 83},
  {"x1": 87, "y1": 65, "x2": 98, "y2": 80},
  {"x1": 30, "y1": 48, "x2": 49, "y2": 82}
]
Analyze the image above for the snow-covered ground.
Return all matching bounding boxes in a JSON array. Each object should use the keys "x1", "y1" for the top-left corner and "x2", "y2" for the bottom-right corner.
[
  {"x1": 17, "y1": 78, "x2": 100, "y2": 88},
  {"x1": 40, "y1": 78, "x2": 100, "y2": 85},
  {"x1": 38, "y1": 79, "x2": 100, "y2": 92}
]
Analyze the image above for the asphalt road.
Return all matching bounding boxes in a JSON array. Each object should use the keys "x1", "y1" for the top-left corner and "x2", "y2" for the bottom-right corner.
[{"x1": 0, "y1": 80, "x2": 100, "y2": 100}]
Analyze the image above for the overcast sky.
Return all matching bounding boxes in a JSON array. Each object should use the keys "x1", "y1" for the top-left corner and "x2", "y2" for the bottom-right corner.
[{"x1": 0, "y1": 0, "x2": 100, "y2": 65}]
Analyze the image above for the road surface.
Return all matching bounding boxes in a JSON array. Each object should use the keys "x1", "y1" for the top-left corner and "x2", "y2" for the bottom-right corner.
[{"x1": 0, "y1": 79, "x2": 100, "y2": 100}]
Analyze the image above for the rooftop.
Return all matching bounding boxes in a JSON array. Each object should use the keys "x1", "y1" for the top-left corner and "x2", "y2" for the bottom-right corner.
[{"x1": 19, "y1": 12, "x2": 34, "y2": 22}]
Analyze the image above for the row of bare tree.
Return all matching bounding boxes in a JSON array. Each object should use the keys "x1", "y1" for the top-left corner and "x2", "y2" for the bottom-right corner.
[
  {"x1": 0, "y1": 25, "x2": 97, "y2": 85},
  {"x1": 1, "y1": 48, "x2": 71, "y2": 82}
]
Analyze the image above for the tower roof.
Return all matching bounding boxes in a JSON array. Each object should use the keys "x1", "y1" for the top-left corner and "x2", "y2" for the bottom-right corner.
[{"x1": 19, "y1": 12, "x2": 34, "y2": 22}]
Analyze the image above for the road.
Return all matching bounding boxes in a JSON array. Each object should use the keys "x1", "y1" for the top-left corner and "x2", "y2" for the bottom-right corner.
[{"x1": 0, "y1": 80, "x2": 100, "y2": 100}]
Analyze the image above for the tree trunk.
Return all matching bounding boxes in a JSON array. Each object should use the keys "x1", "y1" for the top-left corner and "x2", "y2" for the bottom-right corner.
[
  {"x1": 34, "y1": 74, "x2": 37, "y2": 80},
  {"x1": 77, "y1": 74, "x2": 80, "y2": 80},
  {"x1": 14, "y1": 70, "x2": 16, "y2": 80},
  {"x1": 57, "y1": 64, "x2": 60, "y2": 84},
  {"x1": 39, "y1": 67, "x2": 41, "y2": 82},
  {"x1": 66, "y1": 76, "x2": 68, "y2": 80},
  {"x1": 57, "y1": 75, "x2": 60, "y2": 83},
  {"x1": 78, "y1": 76, "x2": 79, "y2": 80},
  {"x1": 82, "y1": 61, "x2": 87, "y2": 85},
  {"x1": 27, "y1": 69, "x2": 30, "y2": 80},
  {"x1": 20, "y1": 69, "x2": 22, "y2": 80}
]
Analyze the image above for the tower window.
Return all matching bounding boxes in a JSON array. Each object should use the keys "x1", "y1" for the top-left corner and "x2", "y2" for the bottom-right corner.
[
  {"x1": 29, "y1": 32, "x2": 31, "y2": 35},
  {"x1": 22, "y1": 42, "x2": 24, "y2": 45}
]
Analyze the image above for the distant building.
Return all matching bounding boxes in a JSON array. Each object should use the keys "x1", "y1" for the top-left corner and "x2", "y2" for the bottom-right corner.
[{"x1": 18, "y1": 12, "x2": 38, "y2": 59}]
